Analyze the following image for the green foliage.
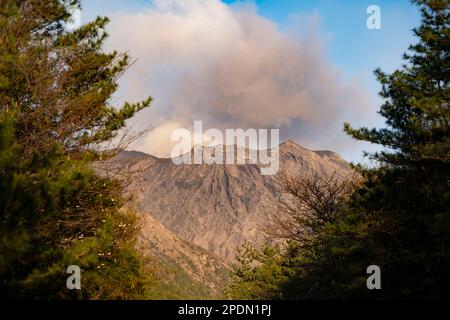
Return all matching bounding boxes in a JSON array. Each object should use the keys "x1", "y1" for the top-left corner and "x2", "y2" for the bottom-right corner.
[
  {"x1": 0, "y1": 0, "x2": 151, "y2": 299},
  {"x1": 224, "y1": 244, "x2": 289, "y2": 300},
  {"x1": 143, "y1": 257, "x2": 213, "y2": 300},
  {"x1": 342, "y1": 0, "x2": 450, "y2": 299},
  {"x1": 227, "y1": 0, "x2": 449, "y2": 300}
]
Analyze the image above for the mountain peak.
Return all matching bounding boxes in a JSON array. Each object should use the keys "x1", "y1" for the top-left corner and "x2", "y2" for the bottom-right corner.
[
  {"x1": 279, "y1": 139, "x2": 310, "y2": 153},
  {"x1": 97, "y1": 138, "x2": 353, "y2": 261},
  {"x1": 280, "y1": 139, "x2": 297, "y2": 146},
  {"x1": 279, "y1": 139, "x2": 303, "y2": 149}
]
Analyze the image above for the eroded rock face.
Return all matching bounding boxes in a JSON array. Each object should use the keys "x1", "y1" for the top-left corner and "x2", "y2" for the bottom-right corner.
[{"x1": 97, "y1": 140, "x2": 353, "y2": 260}]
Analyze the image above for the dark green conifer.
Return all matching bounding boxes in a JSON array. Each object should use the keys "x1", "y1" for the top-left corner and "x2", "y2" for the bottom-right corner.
[{"x1": 0, "y1": 0, "x2": 151, "y2": 299}]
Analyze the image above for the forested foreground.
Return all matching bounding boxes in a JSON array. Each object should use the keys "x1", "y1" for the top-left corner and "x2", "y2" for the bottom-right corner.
[
  {"x1": 0, "y1": 0, "x2": 449, "y2": 300},
  {"x1": 226, "y1": 0, "x2": 450, "y2": 300},
  {"x1": 0, "y1": 0, "x2": 154, "y2": 298}
]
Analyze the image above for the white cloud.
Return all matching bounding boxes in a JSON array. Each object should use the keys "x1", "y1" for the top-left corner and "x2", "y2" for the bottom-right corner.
[
  {"x1": 133, "y1": 120, "x2": 187, "y2": 158},
  {"x1": 105, "y1": 0, "x2": 374, "y2": 159}
]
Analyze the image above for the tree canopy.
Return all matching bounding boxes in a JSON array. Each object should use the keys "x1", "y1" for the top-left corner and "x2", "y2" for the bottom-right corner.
[
  {"x1": 227, "y1": 0, "x2": 449, "y2": 300},
  {"x1": 0, "y1": 0, "x2": 152, "y2": 299}
]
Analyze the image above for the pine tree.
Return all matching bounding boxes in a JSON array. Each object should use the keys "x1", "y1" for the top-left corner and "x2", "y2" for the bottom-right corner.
[
  {"x1": 344, "y1": 0, "x2": 450, "y2": 298},
  {"x1": 0, "y1": 0, "x2": 152, "y2": 299},
  {"x1": 226, "y1": 0, "x2": 449, "y2": 300}
]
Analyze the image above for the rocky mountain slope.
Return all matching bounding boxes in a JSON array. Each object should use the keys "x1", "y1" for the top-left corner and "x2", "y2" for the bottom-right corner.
[
  {"x1": 97, "y1": 140, "x2": 353, "y2": 262},
  {"x1": 137, "y1": 213, "x2": 229, "y2": 298}
]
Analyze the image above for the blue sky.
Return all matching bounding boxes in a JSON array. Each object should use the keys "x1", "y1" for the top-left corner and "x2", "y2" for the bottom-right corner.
[
  {"x1": 80, "y1": 0, "x2": 422, "y2": 162},
  {"x1": 82, "y1": 0, "x2": 419, "y2": 98},
  {"x1": 223, "y1": 0, "x2": 420, "y2": 105}
]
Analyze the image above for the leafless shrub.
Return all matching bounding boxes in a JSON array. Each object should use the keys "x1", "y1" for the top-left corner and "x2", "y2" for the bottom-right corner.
[{"x1": 265, "y1": 171, "x2": 360, "y2": 247}]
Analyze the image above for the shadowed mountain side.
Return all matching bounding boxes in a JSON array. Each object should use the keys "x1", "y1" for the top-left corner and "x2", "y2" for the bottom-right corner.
[{"x1": 136, "y1": 212, "x2": 229, "y2": 299}]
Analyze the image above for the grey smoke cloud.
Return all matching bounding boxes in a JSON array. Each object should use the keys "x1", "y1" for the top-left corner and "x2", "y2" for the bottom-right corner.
[{"x1": 105, "y1": 0, "x2": 374, "y2": 159}]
